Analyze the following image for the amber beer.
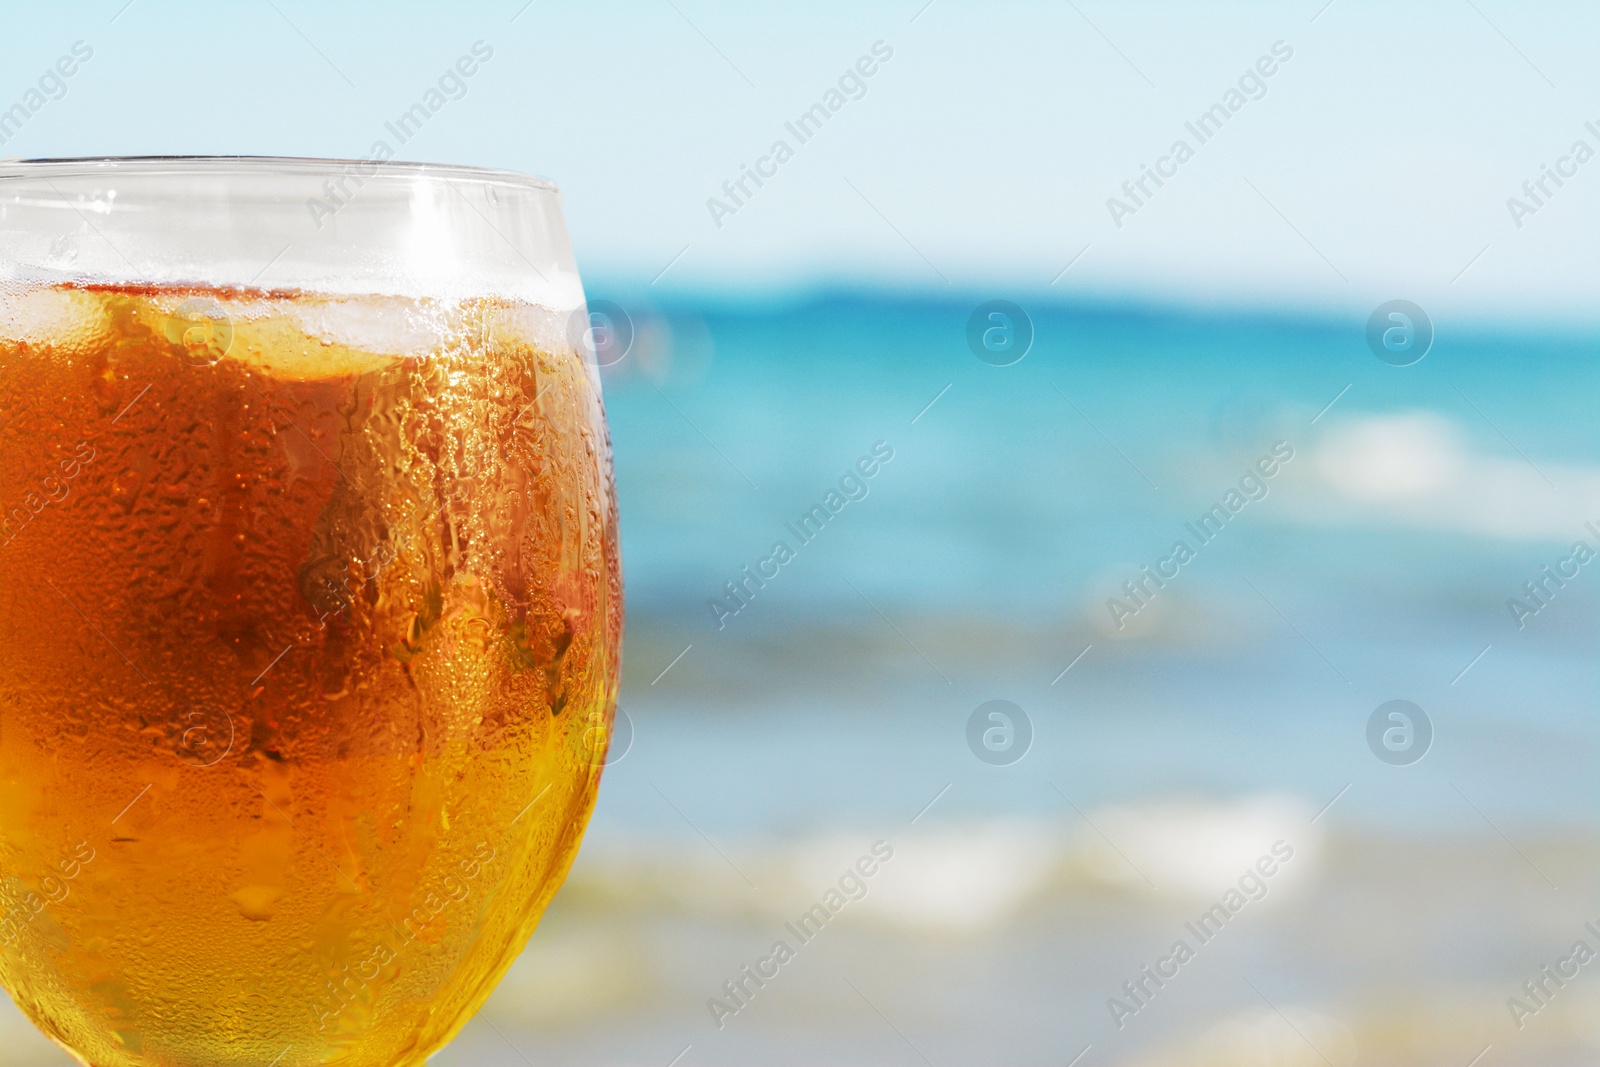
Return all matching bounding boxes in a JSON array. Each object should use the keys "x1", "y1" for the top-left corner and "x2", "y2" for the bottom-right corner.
[{"x1": 0, "y1": 281, "x2": 621, "y2": 1066}]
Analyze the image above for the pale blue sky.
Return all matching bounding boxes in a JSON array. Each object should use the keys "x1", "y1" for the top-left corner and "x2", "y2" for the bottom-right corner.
[{"x1": 2, "y1": 1, "x2": 1598, "y2": 321}]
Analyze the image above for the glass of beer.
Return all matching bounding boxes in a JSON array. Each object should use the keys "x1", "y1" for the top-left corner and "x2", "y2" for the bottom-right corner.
[{"x1": 0, "y1": 157, "x2": 622, "y2": 1066}]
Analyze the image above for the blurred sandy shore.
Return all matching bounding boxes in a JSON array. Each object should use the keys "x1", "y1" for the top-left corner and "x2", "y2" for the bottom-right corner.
[{"x1": 436, "y1": 814, "x2": 1599, "y2": 1067}]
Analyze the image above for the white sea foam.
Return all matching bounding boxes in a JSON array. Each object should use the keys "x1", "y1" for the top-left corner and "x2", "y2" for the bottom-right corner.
[
  {"x1": 1288, "y1": 411, "x2": 1600, "y2": 541},
  {"x1": 850, "y1": 822, "x2": 1055, "y2": 934},
  {"x1": 1079, "y1": 794, "x2": 1321, "y2": 901},
  {"x1": 569, "y1": 793, "x2": 1323, "y2": 934}
]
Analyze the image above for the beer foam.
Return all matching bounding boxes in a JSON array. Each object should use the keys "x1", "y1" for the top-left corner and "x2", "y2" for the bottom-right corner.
[
  {"x1": 0, "y1": 282, "x2": 584, "y2": 384},
  {"x1": 286, "y1": 294, "x2": 471, "y2": 360},
  {"x1": 284, "y1": 294, "x2": 577, "y2": 366}
]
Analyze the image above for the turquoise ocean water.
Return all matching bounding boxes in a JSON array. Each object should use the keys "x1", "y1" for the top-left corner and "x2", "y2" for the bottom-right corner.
[{"x1": 596, "y1": 291, "x2": 1600, "y2": 837}]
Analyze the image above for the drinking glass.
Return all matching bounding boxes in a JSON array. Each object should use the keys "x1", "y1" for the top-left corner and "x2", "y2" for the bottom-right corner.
[{"x1": 0, "y1": 157, "x2": 622, "y2": 1066}]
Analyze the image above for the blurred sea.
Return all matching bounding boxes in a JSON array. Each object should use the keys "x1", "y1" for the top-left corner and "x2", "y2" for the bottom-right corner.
[
  {"x1": 593, "y1": 290, "x2": 1599, "y2": 834},
  {"x1": 8, "y1": 292, "x2": 1600, "y2": 1065}
]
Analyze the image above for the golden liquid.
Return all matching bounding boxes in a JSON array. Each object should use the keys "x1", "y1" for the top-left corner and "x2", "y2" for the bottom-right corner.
[{"x1": 0, "y1": 284, "x2": 621, "y2": 1066}]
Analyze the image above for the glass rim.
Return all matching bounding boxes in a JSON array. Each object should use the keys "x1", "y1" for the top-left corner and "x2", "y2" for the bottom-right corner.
[{"x1": 0, "y1": 154, "x2": 559, "y2": 193}]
